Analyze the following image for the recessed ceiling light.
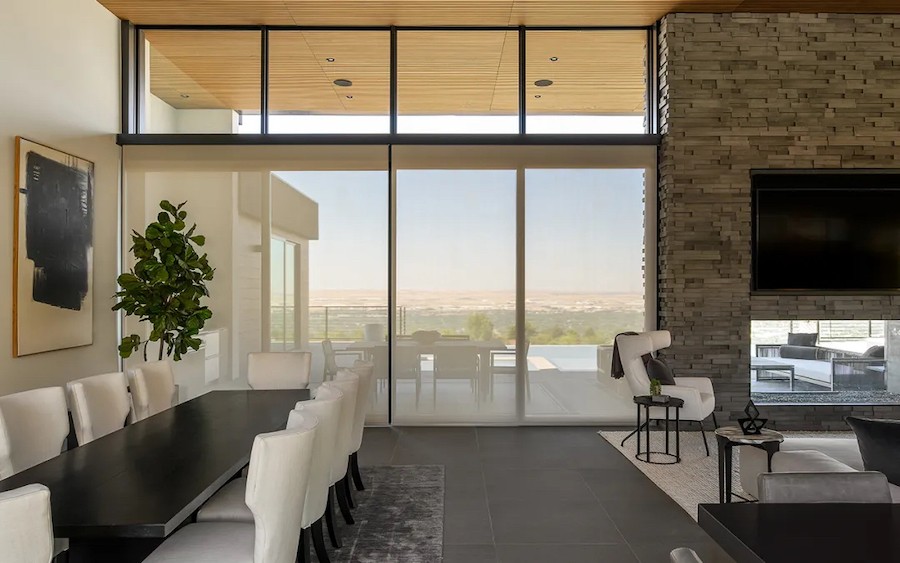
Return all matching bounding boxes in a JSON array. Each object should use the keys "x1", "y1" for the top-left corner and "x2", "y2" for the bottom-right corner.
[
  {"x1": 180, "y1": 93, "x2": 190, "y2": 99},
  {"x1": 333, "y1": 79, "x2": 353, "y2": 87},
  {"x1": 326, "y1": 57, "x2": 335, "y2": 62},
  {"x1": 534, "y1": 79, "x2": 553, "y2": 87},
  {"x1": 534, "y1": 94, "x2": 542, "y2": 99},
  {"x1": 549, "y1": 56, "x2": 558, "y2": 62}
]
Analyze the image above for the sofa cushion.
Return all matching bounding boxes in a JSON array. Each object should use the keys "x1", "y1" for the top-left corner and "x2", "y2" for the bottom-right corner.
[
  {"x1": 646, "y1": 358, "x2": 675, "y2": 385},
  {"x1": 787, "y1": 332, "x2": 818, "y2": 347},
  {"x1": 772, "y1": 450, "x2": 857, "y2": 473},
  {"x1": 779, "y1": 345, "x2": 818, "y2": 360},
  {"x1": 846, "y1": 417, "x2": 900, "y2": 486},
  {"x1": 779, "y1": 438, "x2": 864, "y2": 470}
]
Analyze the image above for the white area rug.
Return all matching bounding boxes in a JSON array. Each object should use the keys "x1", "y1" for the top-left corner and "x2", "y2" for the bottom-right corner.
[{"x1": 599, "y1": 429, "x2": 854, "y2": 521}]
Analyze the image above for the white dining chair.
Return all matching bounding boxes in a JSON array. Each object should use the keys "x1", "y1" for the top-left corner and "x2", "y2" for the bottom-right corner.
[
  {"x1": 67, "y1": 372, "x2": 134, "y2": 445},
  {"x1": 144, "y1": 413, "x2": 318, "y2": 563},
  {"x1": 0, "y1": 387, "x2": 71, "y2": 560},
  {"x1": 128, "y1": 360, "x2": 177, "y2": 421},
  {"x1": 0, "y1": 387, "x2": 69, "y2": 476},
  {"x1": 345, "y1": 361, "x2": 375, "y2": 492},
  {"x1": 321, "y1": 372, "x2": 359, "y2": 527},
  {"x1": 197, "y1": 389, "x2": 344, "y2": 563},
  {"x1": 247, "y1": 351, "x2": 312, "y2": 390},
  {"x1": 0, "y1": 484, "x2": 54, "y2": 563}
]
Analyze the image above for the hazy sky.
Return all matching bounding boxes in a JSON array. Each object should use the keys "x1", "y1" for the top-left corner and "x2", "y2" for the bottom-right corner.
[{"x1": 276, "y1": 166, "x2": 645, "y2": 294}]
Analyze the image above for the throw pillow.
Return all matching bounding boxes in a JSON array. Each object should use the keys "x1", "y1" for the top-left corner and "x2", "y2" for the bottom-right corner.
[
  {"x1": 646, "y1": 357, "x2": 676, "y2": 386},
  {"x1": 779, "y1": 345, "x2": 818, "y2": 360},
  {"x1": 787, "y1": 332, "x2": 818, "y2": 347},
  {"x1": 846, "y1": 416, "x2": 900, "y2": 486},
  {"x1": 863, "y1": 346, "x2": 885, "y2": 359}
]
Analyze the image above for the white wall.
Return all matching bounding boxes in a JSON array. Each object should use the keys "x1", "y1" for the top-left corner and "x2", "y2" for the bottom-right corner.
[{"x1": 0, "y1": 0, "x2": 120, "y2": 395}]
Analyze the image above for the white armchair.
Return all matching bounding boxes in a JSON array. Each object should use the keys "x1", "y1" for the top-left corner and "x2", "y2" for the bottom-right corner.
[{"x1": 616, "y1": 331, "x2": 717, "y2": 454}]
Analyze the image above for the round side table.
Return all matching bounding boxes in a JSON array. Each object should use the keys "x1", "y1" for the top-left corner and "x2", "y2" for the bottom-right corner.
[
  {"x1": 633, "y1": 395, "x2": 685, "y2": 465},
  {"x1": 714, "y1": 426, "x2": 784, "y2": 503}
]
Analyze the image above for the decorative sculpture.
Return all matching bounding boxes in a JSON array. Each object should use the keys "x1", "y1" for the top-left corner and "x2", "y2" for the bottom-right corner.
[{"x1": 738, "y1": 400, "x2": 767, "y2": 435}]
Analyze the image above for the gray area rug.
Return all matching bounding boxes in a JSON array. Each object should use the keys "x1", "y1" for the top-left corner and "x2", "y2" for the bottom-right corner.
[{"x1": 327, "y1": 465, "x2": 444, "y2": 563}]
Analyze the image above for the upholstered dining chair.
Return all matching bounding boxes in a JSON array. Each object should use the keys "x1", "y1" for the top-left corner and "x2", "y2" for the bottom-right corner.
[
  {"x1": 758, "y1": 471, "x2": 892, "y2": 503},
  {"x1": 0, "y1": 387, "x2": 68, "y2": 477},
  {"x1": 67, "y1": 372, "x2": 134, "y2": 445},
  {"x1": 128, "y1": 360, "x2": 177, "y2": 422},
  {"x1": 616, "y1": 331, "x2": 717, "y2": 454},
  {"x1": 0, "y1": 484, "x2": 54, "y2": 563},
  {"x1": 196, "y1": 391, "x2": 343, "y2": 563},
  {"x1": 0, "y1": 387, "x2": 70, "y2": 561},
  {"x1": 321, "y1": 372, "x2": 359, "y2": 527},
  {"x1": 247, "y1": 351, "x2": 312, "y2": 390},
  {"x1": 321, "y1": 340, "x2": 363, "y2": 381},
  {"x1": 670, "y1": 547, "x2": 703, "y2": 563},
  {"x1": 144, "y1": 414, "x2": 318, "y2": 563},
  {"x1": 345, "y1": 360, "x2": 375, "y2": 493}
]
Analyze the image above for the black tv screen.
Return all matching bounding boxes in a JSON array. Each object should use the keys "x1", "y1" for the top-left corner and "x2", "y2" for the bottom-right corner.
[{"x1": 752, "y1": 173, "x2": 900, "y2": 293}]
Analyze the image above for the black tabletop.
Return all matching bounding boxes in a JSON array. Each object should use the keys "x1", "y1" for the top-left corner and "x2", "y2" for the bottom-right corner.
[
  {"x1": 699, "y1": 503, "x2": 900, "y2": 563},
  {"x1": 633, "y1": 395, "x2": 684, "y2": 408},
  {"x1": 0, "y1": 389, "x2": 308, "y2": 539}
]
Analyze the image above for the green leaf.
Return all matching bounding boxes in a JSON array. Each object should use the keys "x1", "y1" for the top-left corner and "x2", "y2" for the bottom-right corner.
[
  {"x1": 189, "y1": 235, "x2": 206, "y2": 246},
  {"x1": 160, "y1": 200, "x2": 177, "y2": 215}
]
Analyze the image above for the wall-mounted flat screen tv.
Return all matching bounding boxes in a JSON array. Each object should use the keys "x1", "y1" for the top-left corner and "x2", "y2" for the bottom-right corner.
[{"x1": 752, "y1": 172, "x2": 900, "y2": 293}]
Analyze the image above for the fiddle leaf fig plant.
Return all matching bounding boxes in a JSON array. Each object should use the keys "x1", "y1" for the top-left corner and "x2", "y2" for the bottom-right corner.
[
  {"x1": 113, "y1": 200, "x2": 215, "y2": 361},
  {"x1": 649, "y1": 378, "x2": 662, "y2": 397}
]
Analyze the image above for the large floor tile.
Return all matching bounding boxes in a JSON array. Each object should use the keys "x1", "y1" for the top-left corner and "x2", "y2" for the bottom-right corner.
[
  {"x1": 579, "y1": 468, "x2": 672, "y2": 503},
  {"x1": 358, "y1": 427, "x2": 398, "y2": 466},
  {"x1": 442, "y1": 544, "x2": 498, "y2": 563},
  {"x1": 496, "y1": 543, "x2": 638, "y2": 563},
  {"x1": 602, "y1": 499, "x2": 711, "y2": 544},
  {"x1": 443, "y1": 502, "x2": 495, "y2": 545},
  {"x1": 489, "y1": 498, "x2": 623, "y2": 544},
  {"x1": 483, "y1": 468, "x2": 595, "y2": 503}
]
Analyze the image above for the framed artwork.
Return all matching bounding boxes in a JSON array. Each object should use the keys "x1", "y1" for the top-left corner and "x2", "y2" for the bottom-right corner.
[{"x1": 14, "y1": 137, "x2": 94, "y2": 356}]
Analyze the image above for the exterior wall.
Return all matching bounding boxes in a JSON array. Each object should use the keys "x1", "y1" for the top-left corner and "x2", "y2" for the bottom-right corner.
[
  {"x1": 658, "y1": 13, "x2": 900, "y2": 429},
  {"x1": 0, "y1": 0, "x2": 120, "y2": 395}
]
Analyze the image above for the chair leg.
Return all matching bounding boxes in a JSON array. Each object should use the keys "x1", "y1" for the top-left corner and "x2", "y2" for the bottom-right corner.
[
  {"x1": 335, "y1": 477, "x2": 355, "y2": 525},
  {"x1": 699, "y1": 420, "x2": 710, "y2": 456},
  {"x1": 351, "y1": 451, "x2": 365, "y2": 491},
  {"x1": 343, "y1": 468, "x2": 356, "y2": 508},
  {"x1": 312, "y1": 518, "x2": 332, "y2": 563},
  {"x1": 325, "y1": 486, "x2": 342, "y2": 548},
  {"x1": 297, "y1": 526, "x2": 311, "y2": 563},
  {"x1": 54, "y1": 551, "x2": 69, "y2": 563}
]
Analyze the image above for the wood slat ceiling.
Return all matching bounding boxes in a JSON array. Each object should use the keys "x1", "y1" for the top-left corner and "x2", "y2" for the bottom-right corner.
[
  {"x1": 99, "y1": 0, "x2": 900, "y2": 26},
  {"x1": 146, "y1": 29, "x2": 647, "y2": 115}
]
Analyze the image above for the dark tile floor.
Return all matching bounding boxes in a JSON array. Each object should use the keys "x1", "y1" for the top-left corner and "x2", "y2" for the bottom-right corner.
[{"x1": 357, "y1": 426, "x2": 735, "y2": 563}]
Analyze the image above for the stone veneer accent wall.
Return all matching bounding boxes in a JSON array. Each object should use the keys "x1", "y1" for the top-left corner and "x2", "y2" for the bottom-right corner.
[{"x1": 657, "y1": 13, "x2": 900, "y2": 429}]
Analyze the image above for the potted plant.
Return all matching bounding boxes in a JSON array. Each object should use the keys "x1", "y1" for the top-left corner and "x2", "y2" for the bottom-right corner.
[
  {"x1": 649, "y1": 378, "x2": 668, "y2": 402},
  {"x1": 113, "y1": 200, "x2": 215, "y2": 361}
]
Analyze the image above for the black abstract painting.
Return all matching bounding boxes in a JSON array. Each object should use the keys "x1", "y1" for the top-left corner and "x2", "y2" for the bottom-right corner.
[{"x1": 15, "y1": 138, "x2": 94, "y2": 356}]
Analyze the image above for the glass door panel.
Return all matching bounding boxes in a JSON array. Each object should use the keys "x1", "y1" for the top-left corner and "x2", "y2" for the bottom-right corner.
[
  {"x1": 524, "y1": 168, "x2": 647, "y2": 421},
  {"x1": 394, "y1": 169, "x2": 517, "y2": 423}
]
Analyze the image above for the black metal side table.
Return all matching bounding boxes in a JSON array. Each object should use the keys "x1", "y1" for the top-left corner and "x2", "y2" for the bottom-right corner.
[
  {"x1": 632, "y1": 395, "x2": 684, "y2": 465},
  {"x1": 714, "y1": 426, "x2": 784, "y2": 503}
]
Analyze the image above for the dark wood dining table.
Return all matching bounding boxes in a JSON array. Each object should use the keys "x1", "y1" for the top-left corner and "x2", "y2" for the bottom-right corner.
[
  {"x1": 699, "y1": 502, "x2": 900, "y2": 563},
  {"x1": 0, "y1": 389, "x2": 309, "y2": 563}
]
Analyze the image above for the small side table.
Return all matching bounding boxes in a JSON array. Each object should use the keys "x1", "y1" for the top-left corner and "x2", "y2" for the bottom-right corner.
[
  {"x1": 633, "y1": 395, "x2": 684, "y2": 465},
  {"x1": 714, "y1": 426, "x2": 784, "y2": 503}
]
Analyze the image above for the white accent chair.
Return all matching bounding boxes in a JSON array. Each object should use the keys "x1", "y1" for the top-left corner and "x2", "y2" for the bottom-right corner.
[
  {"x1": 128, "y1": 360, "x2": 177, "y2": 422},
  {"x1": 616, "y1": 331, "x2": 717, "y2": 454},
  {"x1": 196, "y1": 390, "x2": 343, "y2": 563},
  {"x1": 144, "y1": 413, "x2": 318, "y2": 563},
  {"x1": 247, "y1": 352, "x2": 312, "y2": 390},
  {"x1": 758, "y1": 471, "x2": 893, "y2": 503},
  {"x1": 670, "y1": 547, "x2": 703, "y2": 563},
  {"x1": 66, "y1": 372, "x2": 134, "y2": 445},
  {"x1": 0, "y1": 387, "x2": 69, "y2": 477},
  {"x1": 0, "y1": 484, "x2": 54, "y2": 563},
  {"x1": 346, "y1": 360, "x2": 375, "y2": 493},
  {"x1": 321, "y1": 371, "x2": 359, "y2": 527}
]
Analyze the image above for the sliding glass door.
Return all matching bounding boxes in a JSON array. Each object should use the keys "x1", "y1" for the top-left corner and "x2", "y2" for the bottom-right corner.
[{"x1": 394, "y1": 168, "x2": 517, "y2": 424}]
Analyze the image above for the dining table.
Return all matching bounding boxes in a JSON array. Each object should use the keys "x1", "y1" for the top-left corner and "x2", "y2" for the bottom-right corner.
[
  {"x1": 698, "y1": 502, "x2": 900, "y2": 563},
  {"x1": 0, "y1": 389, "x2": 309, "y2": 563}
]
